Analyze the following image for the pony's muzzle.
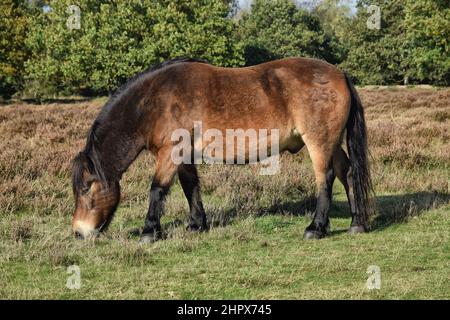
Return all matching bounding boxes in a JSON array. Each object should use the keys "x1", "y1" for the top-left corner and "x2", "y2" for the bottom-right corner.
[{"x1": 72, "y1": 220, "x2": 99, "y2": 240}]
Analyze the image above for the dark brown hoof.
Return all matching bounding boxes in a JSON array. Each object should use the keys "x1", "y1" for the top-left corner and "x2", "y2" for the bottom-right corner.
[
  {"x1": 303, "y1": 230, "x2": 324, "y2": 240},
  {"x1": 348, "y1": 225, "x2": 366, "y2": 234},
  {"x1": 186, "y1": 224, "x2": 208, "y2": 232}
]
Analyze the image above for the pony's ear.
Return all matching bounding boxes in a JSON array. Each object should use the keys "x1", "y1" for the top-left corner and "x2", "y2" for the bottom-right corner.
[
  {"x1": 78, "y1": 152, "x2": 95, "y2": 174},
  {"x1": 74, "y1": 152, "x2": 97, "y2": 190},
  {"x1": 77, "y1": 152, "x2": 88, "y2": 167}
]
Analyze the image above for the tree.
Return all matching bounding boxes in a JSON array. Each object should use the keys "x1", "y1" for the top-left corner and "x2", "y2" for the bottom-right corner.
[
  {"x1": 403, "y1": 0, "x2": 449, "y2": 85},
  {"x1": 312, "y1": 0, "x2": 352, "y2": 39},
  {"x1": 19, "y1": 0, "x2": 450, "y2": 97},
  {"x1": 236, "y1": 0, "x2": 338, "y2": 66},
  {"x1": 341, "y1": 0, "x2": 449, "y2": 86},
  {"x1": 24, "y1": 0, "x2": 244, "y2": 98},
  {"x1": 340, "y1": 0, "x2": 408, "y2": 85},
  {"x1": 146, "y1": 0, "x2": 244, "y2": 67},
  {"x1": 312, "y1": 0, "x2": 353, "y2": 64},
  {"x1": 0, "y1": 0, "x2": 35, "y2": 99}
]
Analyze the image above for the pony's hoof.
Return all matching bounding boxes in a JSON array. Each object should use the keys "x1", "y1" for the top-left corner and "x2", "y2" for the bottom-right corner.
[
  {"x1": 139, "y1": 234, "x2": 160, "y2": 244},
  {"x1": 348, "y1": 225, "x2": 366, "y2": 234},
  {"x1": 303, "y1": 230, "x2": 324, "y2": 240},
  {"x1": 186, "y1": 224, "x2": 208, "y2": 232}
]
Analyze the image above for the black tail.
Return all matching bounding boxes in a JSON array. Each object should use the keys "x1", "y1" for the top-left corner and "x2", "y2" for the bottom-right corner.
[{"x1": 345, "y1": 73, "x2": 374, "y2": 229}]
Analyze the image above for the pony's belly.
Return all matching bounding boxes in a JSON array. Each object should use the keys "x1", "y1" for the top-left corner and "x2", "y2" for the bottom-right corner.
[
  {"x1": 197, "y1": 127, "x2": 304, "y2": 164},
  {"x1": 279, "y1": 128, "x2": 305, "y2": 154}
]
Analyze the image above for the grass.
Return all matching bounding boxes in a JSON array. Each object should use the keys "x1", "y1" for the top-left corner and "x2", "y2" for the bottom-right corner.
[{"x1": 0, "y1": 87, "x2": 449, "y2": 299}]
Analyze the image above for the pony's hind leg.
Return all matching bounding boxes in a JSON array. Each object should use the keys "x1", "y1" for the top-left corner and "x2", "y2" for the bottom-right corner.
[
  {"x1": 140, "y1": 146, "x2": 179, "y2": 243},
  {"x1": 304, "y1": 143, "x2": 336, "y2": 239},
  {"x1": 178, "y1": 164, "x2": 207, "y2": 231},
  {"x1": 332, "y1": 146, "x2": 365, "y2": 234}
]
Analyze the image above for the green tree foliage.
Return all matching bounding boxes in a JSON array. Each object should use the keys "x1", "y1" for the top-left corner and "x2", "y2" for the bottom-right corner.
[
  {"x1": 340, "y1": 0, "x2": 408, "y2": 85},
  {"x1": 149, "y1": 0, "x2": 244, "y2": 67},
  {"x1": 4, "y1": 0, "x2": 449, "y2": 99},
  {"x1": 341, "y1": 0, "x2": 449, "y2": 85},
  {"x1": 25, "y1": 0, "x2": 153, "y2": 96},
  {"x1": 312, "y1": 0, "x2": 353, "y2": 63},
  {"x1": 403, "y1": 0, "x2": 449, "y2": 85},
  {"x1": 0, "y1": 0, "x2": 35, "y2": 98},
  {"x1": 237, "y1": 0, "x2": 339, "y2": 66},
  {"x1": 24, "y1": 0, "x2": 243, "y2": 97}
]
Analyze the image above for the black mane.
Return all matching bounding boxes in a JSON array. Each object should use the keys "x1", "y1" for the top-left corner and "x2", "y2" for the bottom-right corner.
[
  {"x1": 72, "y1": 120, "x2": 105, "y2": 195},
  {"x1": 72, "y1": 57, "x2": 209, "y2": 195}
]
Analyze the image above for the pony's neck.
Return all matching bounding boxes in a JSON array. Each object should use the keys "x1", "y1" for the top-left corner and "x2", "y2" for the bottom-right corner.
[
  {"x1": 92, "y1": 118, "x2": 145, "y2": 184},
  {"x1": 88, "y1": 79, "x2": 150, "y2": 185}
]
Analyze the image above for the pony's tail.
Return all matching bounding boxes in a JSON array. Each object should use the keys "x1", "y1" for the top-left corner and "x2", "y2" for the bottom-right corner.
[{"x1": 344, "y1": 73, "x2": 374, "y2": 229}]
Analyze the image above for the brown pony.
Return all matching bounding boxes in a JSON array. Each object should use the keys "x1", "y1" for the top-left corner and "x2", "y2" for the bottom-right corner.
[{"x1": 72, "y1": 57, "x2": 373, "y2": 242}]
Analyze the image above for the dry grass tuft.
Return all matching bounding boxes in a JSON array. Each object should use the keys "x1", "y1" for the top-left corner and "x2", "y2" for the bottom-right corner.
[{"x1": 9, "y1": 219, "x2": 33, "y2": 242}]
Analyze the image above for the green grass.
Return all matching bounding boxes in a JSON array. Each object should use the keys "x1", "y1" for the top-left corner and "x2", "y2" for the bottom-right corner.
[
  {"x1": 1, "y1": 88, "x2": 449, "y2": 299},
  {"x1": 1, "y1": 183, "x2": 448, "y2": 299}
]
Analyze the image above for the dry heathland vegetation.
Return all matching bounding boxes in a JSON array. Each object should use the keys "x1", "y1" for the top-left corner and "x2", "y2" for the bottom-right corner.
[{"x1": 0, "y1": 87, "x2": 449, "y2": 299}]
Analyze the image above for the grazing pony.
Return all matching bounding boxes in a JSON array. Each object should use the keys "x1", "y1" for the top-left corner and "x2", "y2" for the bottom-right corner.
[{"x1": 72, "y1": 57, "x2": 372, "y2": 242}]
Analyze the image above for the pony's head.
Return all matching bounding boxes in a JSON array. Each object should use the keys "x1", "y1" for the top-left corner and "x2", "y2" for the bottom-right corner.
[{"x1": 71, "y1": 152, "x2": 120, "y2": 239}]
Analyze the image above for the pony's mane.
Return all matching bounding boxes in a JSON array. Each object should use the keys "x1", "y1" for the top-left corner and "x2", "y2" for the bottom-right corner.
[
  {"x1": 72, "y1": 57, "x2": 209, "y2": 194},
  {"x1": 72, "y1": 120, "x2": 106, "y2": 194},
  {"x1": 101, "y1": 57, "x2": 210, "y2": 118}
]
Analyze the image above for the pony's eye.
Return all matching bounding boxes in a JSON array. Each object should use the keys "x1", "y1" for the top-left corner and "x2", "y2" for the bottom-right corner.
[{"x1": 82, "y1": 179, "x2": 95, "y2": 194}]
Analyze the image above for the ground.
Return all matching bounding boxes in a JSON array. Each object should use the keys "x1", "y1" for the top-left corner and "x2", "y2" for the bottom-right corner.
[{"x1": 0, "y1": 87, "x2": 449, "y2": 299}]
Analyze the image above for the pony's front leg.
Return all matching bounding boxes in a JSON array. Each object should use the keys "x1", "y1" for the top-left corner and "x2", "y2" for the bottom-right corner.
[{"x1": 140, "y1": 147, "x2": 178, "y2": 243}]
